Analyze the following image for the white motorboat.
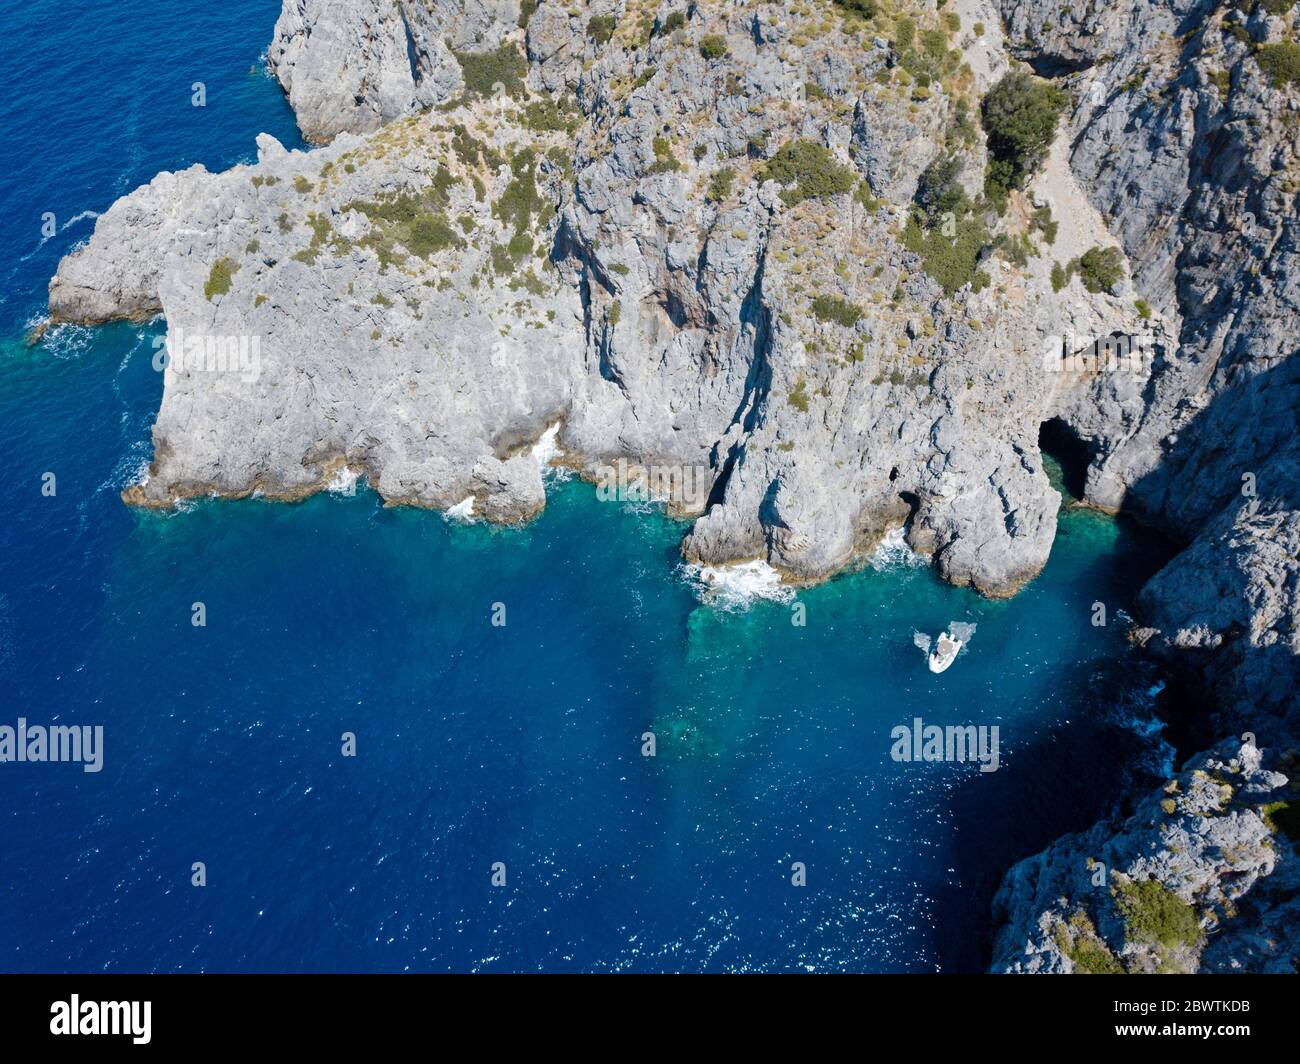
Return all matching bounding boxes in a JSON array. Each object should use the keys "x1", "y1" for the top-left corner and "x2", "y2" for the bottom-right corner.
[{"x1": 928, "y1": 630, "x2": 963, "y2": 673}]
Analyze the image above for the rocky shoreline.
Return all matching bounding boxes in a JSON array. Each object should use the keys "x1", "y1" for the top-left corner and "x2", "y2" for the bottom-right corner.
[{"x1": 48, "y1": 0, "x2": 1298, "y2": 971}]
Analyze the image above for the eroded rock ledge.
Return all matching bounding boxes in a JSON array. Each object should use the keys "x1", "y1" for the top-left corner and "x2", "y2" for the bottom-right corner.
[{"x1": 51, "y1": 0, "x2": 1139, "y2": 595}]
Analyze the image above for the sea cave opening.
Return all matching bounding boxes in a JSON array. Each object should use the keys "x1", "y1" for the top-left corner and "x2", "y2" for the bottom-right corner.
[{"x1": 1038, "y1": 417, "x2": 1090, "y2": 503}]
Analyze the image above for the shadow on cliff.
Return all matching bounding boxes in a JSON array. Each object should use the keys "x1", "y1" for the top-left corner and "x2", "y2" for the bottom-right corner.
[{"x1": 1087, "y1": 353, "x2": 1300, "y2": 736}]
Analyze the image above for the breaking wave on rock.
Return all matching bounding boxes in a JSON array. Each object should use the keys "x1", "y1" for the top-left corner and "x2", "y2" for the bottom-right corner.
[{"x1": 681, "y1": 559, "x2": 796, "y2": 611}]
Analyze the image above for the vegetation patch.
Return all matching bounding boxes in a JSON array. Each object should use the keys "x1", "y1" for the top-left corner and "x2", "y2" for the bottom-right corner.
[
  {"x1": 659, "y1": 11, "x2": 686, "y2": 35},
  {"x1": 914, "y1": 154, "x2": 968, "y2": 225},
  {"x1": 1052, "y1": 911, "x2": 1124, "y2": 975},
  {"x1": 1256, "y1": 42, "x2": 1300, "y2": 87},
  {"x1": 831, "y1": 0, "x2": 878, "y2": 19},
  {"x1": 291, "y1": 212, "x2": 342, "y2": 265},
  {"x1": 706, "y1": 167, "x2": 734, "y2": 203},
  {"x1": 981, "y1": 72, "x2": 1068, "y2": 212},
  {"x1": 649, "y1": 136, "x2": 681, "y2": 174},
  {"x1": 523, "y1": 96, "x2": 580, "y2": 134},
  {"x1": 345, "y1": 170, "x2": 465, "y2": 267},
  {"x1": 454, "y1": 43, "x2": 528, "y2": 98},
  {"x1": 699, "y1": 35, "x2": 728, "y2": 60},
  {"x1": 204, "y1": 258, "x2": 237, "y2": 301},
  {"x1": 1261, "y1": 800, "x2": 1300, "y2": 841},
  {"x1": 903, "y1": 153, "x2": 989, "y2": 294},
  {"x1": 787, "y1": 377, "x2": 810, "y2": 412},
  {"x1": 1075, "y1": 245, "x2": 1125, "y2": 293},
  {"x1": 1113, "y1": 877, "x2": 1203, "y2": 952},
  {"x1": 811, "y1": 295, "x2": 864, "y2": 327},
  {"x1": 587, "y1": 15, "x2": 617, "y2": 45},
  {"x1": 903, "y1": 215, "x2": 990, "y2": 295},
  {"x1": 760, "y1": 139, "x2": 856, "y2": 206}
]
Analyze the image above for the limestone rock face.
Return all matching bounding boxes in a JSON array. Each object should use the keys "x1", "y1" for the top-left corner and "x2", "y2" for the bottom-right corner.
[
  {"x1": 52, "y1": 0, "x2": 1120, "y2": 596},
  {"x1": 268, "y1": 0, "x2": 519, "y2": 142},
  {"x1": 991, "y1": 738, "x2": 1294, "y2": 974},
  {"x1": 988, "y1": 0, "x2": 1300, "y2": 971},
  {"x1": 1002, "y1": 0, "x2": 1300, "y2": 731}
]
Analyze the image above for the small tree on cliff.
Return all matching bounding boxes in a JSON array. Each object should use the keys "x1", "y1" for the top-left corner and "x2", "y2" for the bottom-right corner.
[{"x1": 981, "y1": 71, "x2": 1068, "y2": 210}]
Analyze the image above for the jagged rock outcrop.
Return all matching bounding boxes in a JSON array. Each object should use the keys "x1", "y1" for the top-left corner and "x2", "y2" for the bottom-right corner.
[
  {"x1": 989, "y1": 0, "x2": 1300, "y2": 972},
  {"x1": 1004, "y1": 0, "x2": 1300, "y2": 734},
  {"x1": 992, "y1": 737, "x2": 1296, "y2": 973},
  {"x1": 268, "y1": 0, "x2": 520, "y2": 142},
  {"x1": 51, "y1": 0, "x2": 1121, "y2": 596}
]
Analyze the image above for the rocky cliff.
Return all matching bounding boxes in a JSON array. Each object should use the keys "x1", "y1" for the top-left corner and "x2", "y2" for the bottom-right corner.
[
  {"x1": 991, "y1": 0, "x2": 1300, "y2": 972},
  {"x1": 47, "y1": 0, "x2": 1299, "y2": 970},
  {"x1": 53, "y1": 0, "x2": 1138, "y2": 594}
]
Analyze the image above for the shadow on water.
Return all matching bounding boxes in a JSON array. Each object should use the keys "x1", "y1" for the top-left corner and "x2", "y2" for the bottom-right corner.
[{"x1": 932, "y1": 652, "x2": 1167, "y2": 971}]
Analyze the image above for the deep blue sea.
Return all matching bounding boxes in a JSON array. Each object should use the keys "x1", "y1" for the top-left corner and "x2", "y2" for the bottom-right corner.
[{"x1": 1, "y1": 0, "x2": 1176, "y2": 972}]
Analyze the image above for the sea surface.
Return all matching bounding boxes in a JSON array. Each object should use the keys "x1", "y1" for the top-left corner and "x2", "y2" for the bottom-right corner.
[{"x1": 0, "y1": 0, "x2": 1175, "y2": 972}]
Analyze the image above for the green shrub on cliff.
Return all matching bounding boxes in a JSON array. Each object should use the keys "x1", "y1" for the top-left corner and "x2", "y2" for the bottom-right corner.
[
  {"x1": 811, "y1": 295, "x2": 864, "y2": 327},
  {"x1": 1256, "y1": 41, "x2": 1300, "y2": 87},
  {"x1": 915, "y1": 154, "x2": 969, "y2": 223},
  {"x1": 586, "y1": 15, "x2": 617, "y2": 45},
  {"x1": 787, "y1": 377, "x2": 810, "y2": 412},
  {"x1": 204, "y1": 258, "x2": 237, "y2": 301},
  {"x1": 1076, "y1": 245, "x2": 1125, "y2": 293},
  {"x1": 405, "y1": 214, "x2": 462, "y2": 257},
  {"x1": 706, "y1": 166, "x2": 734, "y2": 203},
  {"x1": 760, "y1": 139, "x2": 856, "y2": 206},
  {"x1": 454, "y1": 43, "x2": 528, "y2": 98},
  {"x1": 1052, "y1": 911, "x2": 1124, "y2": 975},
  {"x1": 832, "y1": 0, "x2": 878, "y2": 20},
  {"x1": 981, "y1": 72, "x2": 1068, "y2": 208},
  {"x1": 699, "y1": 35, "x2": 728, "y2": 60},
  {"x1": 903, "y1": 214, "x2": 990, "y2": 295},
  {"x1": 660, "y1": 11, "x2": 686, "y2": 35},
  {"x1": 1113, "y1": 877, "x2": 1203, "y2": 951},
  {"x1": 649, "y1": 136, "x2": 681, "y2": 174}
]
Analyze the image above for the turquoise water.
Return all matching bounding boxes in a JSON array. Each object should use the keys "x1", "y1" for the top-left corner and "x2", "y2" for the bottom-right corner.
[{"x1": 0, "y1": 0, "x2": 1174, "y2": 972}]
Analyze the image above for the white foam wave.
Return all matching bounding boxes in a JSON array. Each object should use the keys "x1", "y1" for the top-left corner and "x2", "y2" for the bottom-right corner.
[
  {"x1": 61, "y1": 210, "x2": 99, "y2": 232},
  {"x1": 531, "y1": 422, "x2": 563, "y2": 473},
  {"x1": 325, "y1": 466, "x2": 360, "y2": 495},
  {"x1": 34, "y1": 321, "x2": 94, "y2": 359},
  {"x1": 869, "y1": 527, "x2": 925, "y2": 571},
  {"x1": 444, "y1": 495, "x2": 477, "y2": 523},
  {"x1": 948, "y1": 621, "x2": 978, "y2": 644},
  {"x1": 683, "y1": 559, "x2": 795, "y2": 610}
]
